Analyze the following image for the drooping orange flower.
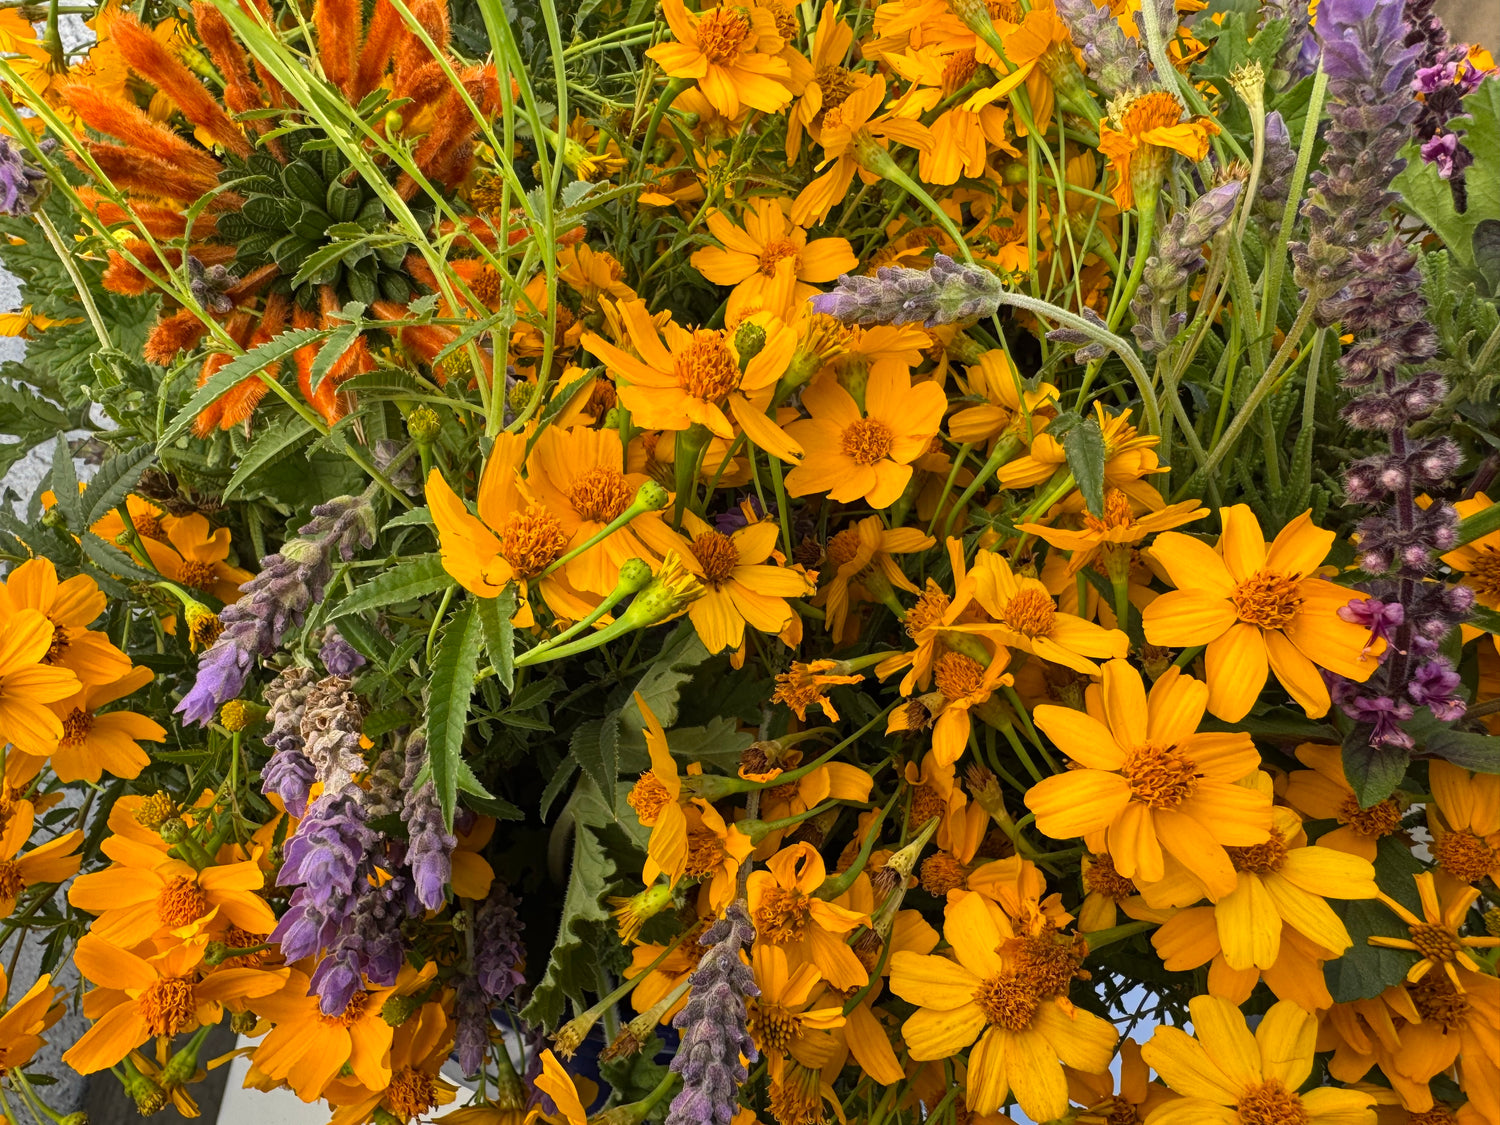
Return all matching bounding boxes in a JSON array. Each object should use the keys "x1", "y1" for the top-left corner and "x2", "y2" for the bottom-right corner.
[
  {"x1": 18, "y1": 667, "x2": 167, "y2": 784},
  {"x1": 0, "y1": 967, "x2": 64, "y2": 1073},
  {"x1": 1019, "y1": 486, "x2": 1208, "y2": 578},
  {"x1": 0, "y1": 608, "x2": 82, "y2": 758},
  {"x1": 1098, "y1": 89, "x2": 1219, "y2": 210},
  {"x1": 785, "y1": 367, "x2": 947, "y2": 509},
  {"x1": 966, "y1": 551, "x2": 1129, "y2": 675},
  {"x1": 948, "y1": 349, "x2": 1058, "y2": 451},
  {"x1": 771, "y1": 660, "x2": 866, "y2": 721},
  {"x1": 646, "y1": 0, "x2": 796, "y2": 117},
  {"x1": 1143, "y1": 506, "x2": 1384, "y2": 721},
  {"x1": 747, "y1": 842, "x2": 870, "y2": 990},
  {"x1": 0, "y1": 803, "x2": 83, "y2": 917}
]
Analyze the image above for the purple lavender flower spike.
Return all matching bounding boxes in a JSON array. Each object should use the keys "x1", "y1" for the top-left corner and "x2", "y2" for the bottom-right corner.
[
  {"x1": 178, "y1": 493, "x2": 376, "y2": 725},
  {"x1": 309, "y1": 874, "x2": 414, "y2": 1014},
  {"x1": 474, "y1": 882, "x2": 527, "y2": 1003},
  {"x1": 1053, "y1": 0, "x2": 1152, "y2": 95},
  {"x1": 666, "y1": 904, "x2": 759, "y2": 1125},
  {"x1": 810, "y1": 254, "x2": 1003, "y2": 328},
  {"x1": 401, "y1": 736, "x2": 455, "y2": 911},
  {"x1": 1131, "y1": 181, "x2": 1241, "y2": 353},
  {"x1": 319, "y1": 626, "x2": 366, "y2": 677},
  {"x1": 0, "y1": 133, "x2": 48, "y2": 217}
]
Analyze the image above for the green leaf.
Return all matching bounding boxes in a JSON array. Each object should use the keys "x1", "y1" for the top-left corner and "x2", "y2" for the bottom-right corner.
[
  {"x1": 1326, "y1": 836, "x2": 1424, "y2": 1003},
  {"x1": 1061, "y1": 414, "x2": 1106, "y2": 517},
  {"x1": 222, "y1": 418, "x2": 315, "y2": 500},
  {"x1": 48, "y1": 436, "x2": 81, "y2": 528},
  {"x1": 574, "y1": 708, "x2": 622, "y2": 798},
  {"x1": 81, "y1": 444, "x2": 156, "y2": 529},
  {"x1": 1474, "y1": 219, "x2": 1500, "y2": 294},
  {"x1": 1342, "y1": 729, "x2": 1409, "y2": 808},
  {"x1": 384, "y1": 506, "x2": 434, "y2": 530},
  {"x1": 332, "y1": 554, "x2": 453, "y2": 619},
  {"x1": 161, "y1": 327, "x2": 327, "y2": 447},
  {"x1": 1457, "y1": 497, "x2": 1500, "y2": 547},
  {"x1": 424, "y1": 602, "x2": 484, "y2": 830},
  {"x1": 617, "y1": 623, "x2": 711, "y2": 743},
  {"x1": 475, "y1": 585, "x2": 517, "y2": 691},
  {"x1": 307, "y1": 323, "x2": 362, "y2": 392},
  {"x1": 78, "y1": 532, "x2": 161, "y2": 585},
  {"x1": 1424, "y1": 726, "x2": 1500, "y2": 774}
]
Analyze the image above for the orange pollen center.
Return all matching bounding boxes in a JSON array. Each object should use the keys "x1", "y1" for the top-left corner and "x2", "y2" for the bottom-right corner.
[
  {"x1": 942, "y1": 49, "x2": 979, "y2": 93},
  {"x1": 972, "y1": 973, "x2": 1040, "y2": 1030},
  {"x1": 176, "y1": 560, "x2": 220, "y2": 591},
  {"x1": 498, "y1": 503, "x2": 568, "y2": 578},
  {"x1": 674, "y1": 330, "x2": 741, "y2": 402},
  {"x1": 1227, "y1": 829, "x2": 1289, "y2": 875},
  {"x1": 1435, "y1": 829, "x2": 1499, "y2": 883},
  {"x1": 769, "y1": 1068, "x2": 826, "y2": 1125},
  {"x1": 1084, "y1": 853, "x2": 1137, "y2": 900},
  {"x1": 1409, "y1": 972, "x2": 1471, "y2": 1030},
  {"x1": 1083, "y1": 488, "x2": 1136, "y2": 533},
  {"x1": 908, "y1": 783, "x2": 947, "y2": 831},
  {"x1": 905, "y1": 587, "x2": 951, "y2": 639},
  {"x1": 1235, "y1": 1080, "x2": 1309, "y2": 1125},
  {"x1": 753, "y1": 885, "x2": 812, "y2": 943},
  {"x1": 385, "y1": 1067, "x2": 439, "y2": 1121},
  {"x1": 684, "y1": 827, "x2": 727, "y2": 876},
  {"x1": 44, "y1": 622, "x2": 70, "y2": 663},
  {"x1": 471, "y1": 267, "x2": 501, "y2": 307},
  {"x1": 1002, "y1": 587, "x2": 1056, "y2": 637},
  {"x1": 696, "y1": 7, "x2": 753, "y2": 64},
  {"x1": 772, "y1": 673, "x2": 823, "y2": 715},
  {"x1": 1122, "y1": 742, "x2": 1199, "y2": 809},
  {"x1": 691, "y1": 530, "x2": 740, "y2": 586},
  {"x1": 1408, "y1": 1110, "x2": 1458, "y2": 1125},
  {"x1": 919, "y1": 851, "x2": 969, "y2": 896},
  {"x1": 934, "y1": 651, "x2": 986, "y2": 701},
  {"x1": 814, "y1": 64, "x2": 857, "y2": 111},
  {"x1": 134, "y1": 792, "x2": 177, "y2": 830},
  {"x1": 758, "y1": 238, "x2": 801, "y2": 276},
  {"x1": 157, "y1": 875, "x2": 211, "y2": 928},
  {"x1": 60, "y1": 707, "x2": 94, "y2": 749},
  {"x1": 824, "y1": 528, "x2": 862, "y2": 569},
  {"x1": 1231, "y1": 570, "x2": 1303, "y2": 629},
  {"x1": 1409, "y1": 922, "x2": 1463, "y2": 963},
  {"x1": 1118, "y1": 90, "x2": 1189, "y2": 140},
  {"x1": 747, "y1": 1000, "x2": 802, "y2": 1053},
  {"x1": 840, "y1": 417, "x2": 895, "y2": 465},
  {"x1": 220, "y1": 927, "x2": 270, "y2": 969},
  {"x1": 1337, "y1": 794, "x2": 1402, "y2": 838},
  {"x1": 1101, "y1": 1097, "x2": 1142, "y2": 1125},
  {"x1": 627, "y1": 771, "x2": 673, "y2": 824},
  {"x1": 568, "y1": 466, "x2": 634, "y2": 524},
  {"x1": 320, "y1": 990, "x2": 371, "y2": 1028},
  {"x1": 0, "y1": 860, "x2": 23, "y2": 901},
  {"x1": 135, "y1": 513, "x2": 166, "y2": 540},
  {"x1": 1004, "y1": 929, "x2": 1085, "y2": 997},
  {"x1": 1465, "y1": 547, "x2": 1500, "y2": 601},
  {"x1": 140, "y1": 977, "x2": 198, "y2": 1038}
]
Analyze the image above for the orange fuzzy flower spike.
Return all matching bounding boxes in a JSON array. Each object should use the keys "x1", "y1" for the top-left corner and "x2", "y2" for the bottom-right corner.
[
  {"x1": 353, "y1": 0, "x2": 405, "y2": 99},
  {"x1": 393, "y1": 0, "x2": 450, "y2": 97},
  {"x1": 217, "y1": 293, "x2": 291, "y2": 431},
  {"x1": 191, "y1": 2, "x2": 282, "y2": 157},
  {"x1": 144, "y1": 309, "x2": 209, "y2": 366},
  {"x1": 108, "y1": 12, "x2": 251, "y2": 158},
  {"x1": 78, "y1": 189, "x2": 208, "y2": 240},
  {"x1": 313, "y1": 0, "x2": 360, "y2": 96},
  {"x1": 191, "y1": 310, "x2": 257, "y2": 437},
  {"x1": 82, "y1": 144, "x2": 223, "y2": 206},
  {"x1": 59, "y1": 82, "x2": 224, "y2": 187}
]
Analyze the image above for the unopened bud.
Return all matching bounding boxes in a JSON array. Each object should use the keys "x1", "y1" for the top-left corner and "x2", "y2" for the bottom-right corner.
[
  {"x1": 158, "y1": 817, "x2": 189, "y2": 844},
  {"x1": 406, "y1": 405, "x2": 441, "y2": 445},
  {"x1": 733, "y1": 321, "x2": 767, "y2": 369}
]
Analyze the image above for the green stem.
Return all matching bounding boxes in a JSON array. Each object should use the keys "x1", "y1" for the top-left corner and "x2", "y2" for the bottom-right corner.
[
  {"x1": 1259, "y1": 66, "x2": 1328, "y2": 336},
  {"x1": 34, "y1": 209, "x2": 110, "y2": 350}
]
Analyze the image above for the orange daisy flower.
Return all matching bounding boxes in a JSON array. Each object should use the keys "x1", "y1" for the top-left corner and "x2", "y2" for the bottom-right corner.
[
  {"x1": 784, "y1": 367, "x2": 947, "y2": 509},
  {"x1": 0, "y1": 608, "x2": 82, "y2": 758},
  {"x1": 0, "y1": 967, "x2": 64, "y2": 1074},
  {"x1": 646, "y1": 0, "x2": 796, "y2": 117},
  {"x1": 747, "y1": 842, "x2": 870, "y2": 990},
  {"x1": 0, "y1": 804, "x2": 83, "y2": 917},
  {"x1": 21, "y1": 667, "x2": 167, "y2": 784},
  {"x1": 1099, "y1": 89, "x2": 1219, "y2": 210},
  {"x1": 1142, "y1": 506, "x2": 1384, "y2": 721},
  {"x1": 691, "y1": 197, "x2": 858, "y2": 319},
  {"x1": 0, "y1": 558, "x2": 132, "y2": 685},
  {"x1": 140, "y1": 514, "x2": 255, "y2": 605}
]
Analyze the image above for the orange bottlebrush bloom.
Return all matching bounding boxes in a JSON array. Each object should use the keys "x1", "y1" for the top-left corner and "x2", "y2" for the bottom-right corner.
[
  {"x1": 582, "y1": 301, "x2": 800, "y2": 460},
  {"x1": 0, "y1": 804, "x2": 83, "y2": 916},
  {"x1": 1368, "y1": 872, "x2": 1500, "y2": 991},
  {"x1": 1025, "y1": 659, "x2": 1272, "y2": 898},
  {"x1": 1282, "y1": 742, "x2": 1405, "y2": 862},
  {"x1": 785, "y1": 367, "x2": 948, "y2": 509},
  {"x1": 249, "y1": 964, "x2": 436, "y2": 1102},
  {"x1": 0, "y1": 967, "x2": 64, "y2": 1073},
  {"x1": 59, "y1": 79, "x2": 225, "y2": 187},
  {"x1": 425, "y1": 433, "x2": 596, "y2": 626},
  {"x1": 143, "y1": 308, "x2": 210, "y2": 365},
  {"x1": 691, "y1": 197, "x2": 859, "y2": 315},
  {"x1": 817, "y1": 516, "x2": 934, "y2": 639},
  {"x1": 69, "y1": 836, "x2": 278, "y2": 949},
  {"x1": 314, "y1": 0, "x2": 360, "y2": 96},
  {"x1": 747, "y1": 842, "x2": 870, "y2": 990},
  {"x1": 15, "y1": 667, "x2": 166, "y2": 784},
  {"x1": 141, "y1": 513, "x2": 254, "y2": 606},
  {"x1": 654, "y1": 513, "x2": 810, "y2": 655},
  {"x1": 65, "y1": 935, "x2": 285, "y2": 1074},
  {"x1": 0, "y1": 608, "x2": 83, "y2": 758},
  {"x1": 0, "y1": 557, "x2": 132, "y2": 685},
  {"x1": 1098, "y1": 89, "x2": 1218, "y2": 210},
  {"x1": 646, "y1": 0, "x2": 796, "y2": 118},
  {"x1": 1427, "y1": 760, "x2": 1500, "y2": 887},
  {"x1": 1143, "y1": 506, "x2": 1384, "y2": 721},
  {"x1": 966, "y1": 551, "x2": 1129, "y2": 675},
  {"x1": 888, "y1": 890, "x2": 1117, "y2": 1121}
]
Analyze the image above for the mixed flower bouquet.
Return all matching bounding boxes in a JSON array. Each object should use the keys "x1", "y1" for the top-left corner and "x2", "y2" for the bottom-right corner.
[{"x1": 0, "y1": 0, "x2": 1499, "y2": 1121}]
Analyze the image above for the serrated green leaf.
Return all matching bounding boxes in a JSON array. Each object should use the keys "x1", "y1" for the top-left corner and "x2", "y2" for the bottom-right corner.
[
  {"x1": 161, "y1": 327, "x2": 327, "y2": 447},
  {"x1": 48, "y1": 436, "x2": 81, "y2": 528},
  {"x1": 222, "y1": 418, "x2": 315, "y2": 500},
  {"x1": 424, "y1": 602, "x2": 484, "y2": 830},
  {"x1": 475, "y1": 585, "x2": 517, "y2": 691},
  {"x1": 539, "y1": 755, "x2": 579, "y2": 819},
  {"x1": 332, "y1": 554, "x2": 452, "y2": 619},
  {"x1": 574, "y1": 708, "x2": 621, "y2": 798},
  {"x1": 307, "y1": 323, "x2": 363, "y2": 392},
  {"x1": 81, "y1": 444, "x2": 156, "y2": 529},
  {"x1": 1061, "y1": 414, "x2": 1106, "y2": 517},
  {"x1": 78, "y1": 532, "x2": 161, "y2": 585},
  {"x1": 383, "y1": 507, "x2": 434, "y2": 530}
]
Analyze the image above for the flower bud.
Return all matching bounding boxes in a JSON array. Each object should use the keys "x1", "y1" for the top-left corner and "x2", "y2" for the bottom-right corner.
[
  {"x1": 733, "y1": 321, "x2": 767, "y2": 369},
  {"x1": 406, "y1": 405, "x2": 442, "y2": 445}
]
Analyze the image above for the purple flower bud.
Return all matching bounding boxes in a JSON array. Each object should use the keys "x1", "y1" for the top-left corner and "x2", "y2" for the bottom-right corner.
[
  {"x1": 808, "y1": 254, "x2": 1004, "y2": 328},
  {"x1": 666, "y1": 905, "x2": 759, "y2": 1125},
  {"x1": 474, "y1": 882, "x2": 527, "y2": 1003},
  {"x1": 0, "y1": 133, "x2": 48, "y2": 217},
  {"x1": 401, "y1": 736, "x2": 455, "y2": 911},
  {"x1": 319, "y1": 627, "x2": 366, "y2": 677}
]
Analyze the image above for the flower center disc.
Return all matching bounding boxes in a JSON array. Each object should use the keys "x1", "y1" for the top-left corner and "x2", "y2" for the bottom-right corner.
[
  {"x1": 141, "y1": 977, "x2": 198, "y2": 1037},
  {"x1": 1410, "y1": 971, "x2": 1473, "y2": 1031},
  {"x1": 385, "y1": 1067, "x2": 439, "y2": 1121},
  {"x1": 696, "y1": 8, "x2": 753, "y2": 64},
  {"x1": 60, "y1": 707, "x2": 94, "y2": 749},
  {"x1": 157, "y1": 875, "x2": 211, "y2": 928},
  {"x1": 1235, "y1": 1080, "x2": 1310, "y2": 1125},
  {"x1": 568, "y1": 466, "x2": 634, "y2": 524},
  {"x1": 1002, "y1": 587, "x2": 1056, "y2": 637},
  {"x1": 1435, "y1": 829, "x2": 1498, "y2": 883},
  {"x1": 176, "y1": 560, "x2": 220, "y2": 591},
  {"x1": 1084, "y1": 852, "x2": 1137, "y2": 900},
  {"x1": 1227, "y1": 829, "x2": 1289, "y2": 875},
  {"x1": 674, "y1": 330, "x2": 741, "y2": 402},
  {"x1": 1231, "y1": 569, "x2": 1303, "y2": 629},
  {"x1": 320, "y1": 990, "x2": 370, "y2": 1029},
  {"x1": 1409, "y1": 921, "x2": 1464, "y2": 964},
  {"x1": 759, "y1": 239, "x2": 800, "y2": 276},
  {"x1": 0, "y1": 860, "x2": 24, "y2": 901},
  {"x1": 934, "y1": 651, "x2": 986, "y2": 701},
  {"x1": 840, "y1": 417, "x2": 895, "y2": 466},
  {"x1": 754, "y1": 886, "x2": 813, "y2": 943},
  {"x1": 691, "y1": 530, "x2": 741, "y2": 586},
  {"x1": 747, "y1": 1000, "x2": 802, "y2": 1053},
  {"x1": 972, "y1": 973, "x2": 1040, "y2": 1031},
  {"x1": 627, "y1": 771, "x2": 673, "y2": 824},
  {"x1": 499, "y1": 503, "x2": 568, "y2": 578},
  {"x1": 1336, "y1": 794, "x2": 1402, "y2": 839},
  {"x1": 1467, "y1": 547, "x2": 1500, "y2": 601},
  {"x1": 1122, "y1": 742, "x2": 1199, "y2": 809},
  {"x1": 1083, "y1": 489, "x2": 1136, "y2": 533}
]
